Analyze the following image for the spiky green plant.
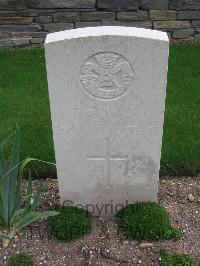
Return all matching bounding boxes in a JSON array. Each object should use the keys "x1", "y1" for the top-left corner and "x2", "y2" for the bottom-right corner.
[{"x1": 0, "y1": 127, "x2": 58, "y2": 247}]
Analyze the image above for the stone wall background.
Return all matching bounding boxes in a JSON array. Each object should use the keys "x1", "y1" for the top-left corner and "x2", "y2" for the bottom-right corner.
[{"x1": 0, "y1": 0, "x2": 200, "y2": 47}]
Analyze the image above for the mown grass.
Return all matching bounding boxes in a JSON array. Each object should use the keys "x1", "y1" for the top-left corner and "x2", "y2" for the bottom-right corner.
[
  {"x1": 0, "y1": 48, "x2": 54, "y2": 175},
  {"x1": 161, "y1": 44, "x2": 200, "y2": 175},
  {"x1": 0, "y1": 44, "x2": 199, "y2": 176}
]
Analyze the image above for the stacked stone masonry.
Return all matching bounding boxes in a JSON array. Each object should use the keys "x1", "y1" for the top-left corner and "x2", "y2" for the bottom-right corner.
[{"x1": 0, "y1": 0, "x2": 200, "y2": 47}]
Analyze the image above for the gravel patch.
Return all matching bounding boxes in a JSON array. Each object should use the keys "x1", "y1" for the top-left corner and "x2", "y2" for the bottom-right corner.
[{"x1": 0, "y1": 176, "x2": 199, "y2": 265}]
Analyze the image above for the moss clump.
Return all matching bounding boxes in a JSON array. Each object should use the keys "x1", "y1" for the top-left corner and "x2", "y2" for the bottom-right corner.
[
  {"x1": 49, "y1": 206, "x2": 92, "y2": 242},
  {"x1": 115, "y1": 202, "x2": 181, "y2": 241},
  {"x1": 159, "y1": 248, "x2": 198, "y2": 266},
  {"x1": 9, "y1": 252, "x2": 34, "y2": 266}
]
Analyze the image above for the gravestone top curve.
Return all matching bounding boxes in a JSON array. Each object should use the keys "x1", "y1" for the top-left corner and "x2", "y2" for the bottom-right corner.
[{"x1": 45, "y1": 26, "x2": 169, "y2": 44}]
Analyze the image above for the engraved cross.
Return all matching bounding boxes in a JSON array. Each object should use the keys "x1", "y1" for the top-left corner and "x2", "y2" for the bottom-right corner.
[{"x1": 87, "y1": 138, "x2": 127, "y2": 189}]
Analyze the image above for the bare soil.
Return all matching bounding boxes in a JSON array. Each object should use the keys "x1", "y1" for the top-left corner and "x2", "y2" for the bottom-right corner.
[{"x1": 0, "y1": 176, "x2": 199, "y2": 266}]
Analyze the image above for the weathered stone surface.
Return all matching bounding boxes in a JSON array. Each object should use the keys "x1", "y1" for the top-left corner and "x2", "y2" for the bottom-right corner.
[
  {"x1": 26, "y1": 0, "x2": 95, "y2": 9},
  {"x1": 149, "y1": 10, "x2": 176, "y2": 21},
  {"x1": 0, "y1": 37, "x2": 30, "y2": 47},
  {"x1": 153, "y1": 20, "x2": 190, "y2": 29},
  {"x1": 0, "y1": 32, "x2": 9, "y2": 38},
  {"x1": 45, "y1": 26, "x2": 169, "y2": 217},
  {"x1": 101, "y1": 20, "x2": 120, "y2": 26},
  {"x1": 81, "y1": 12, "x2": 116, "y2": 21},
  {"x1": 194, "y1": 34, "x2": 200, "y2": 40},
  {"x1": 30, "y1": 37, "x2": 44, "y2": 43},
  {"x1": 177, "y1": 11, "x2": 200, "y2": 20},
  {"x1": 188, "y1": 193, "x2": 195, "y2": 202},
  {"x1": 171, "y1": 36, "x2": 194, "y2": 42},
  {"x1": 173, "y1": 28, "x2": 194, "y2": 38},
  {"x1": 194, "y1": 27, "x2": 200, "y2": 33},
  {"x1": 192, "y1": 20, "x2": 200, "y2": 26},
  {"x1": 117, "y1": 11, "x2": 148, "y2": 21},
  {"x1": 139, "y1": 243, "x2": 154, "y2": 248},
  {"x1": 75, "y1": 21, "x2": 102, "y2": 28},
  {"x1": 53, "y1": 12, "x2": 81, "y2": 23},
  {"x1": 10, "y1": 31, "x2": 47, "y2": 37},
  {"x1": 0, "y1": 0, "x2": 26, "y2": 10},
  {"x1": 101, "y1": 20, "x2": 152, "y2": 28},
  {"x1": 169, "y1": 0, "x2": 200, "y2": 11},
  {"x1": 0, "y1": 17, "x2": 32, "y2": 25},
  {"x1": 20, "y1": 9, "x2": 56, "y2": 17},
  {"x1": 35, "y1": 16, "x2": 52, "y2": 23},
  {"x1": 0, "y1": 39, "x2": 13, "y2": 47},
  {"x1": 43, "y1": 23, "x2": 74, "y2": 32},
  {"x1": 0, "y1": 11, "x2": 18, "y2": 16},
  {"x1": 0, "y1": 24, "x2": 41, "y2": 32},
  {"x1": 11, "y1": 37, "x2": 30, "y2": 46},
  {"x1": 118, "y1": 21, "x2": 152, "y2": 28},
  {"x1": 97, "y1": 0, "x2": 139, "y2": 11},
  {"x1": 56, "y1": 8, "x2": 97, "y2": 12},
  {"x1": 140, "y1": 0, "x2": 169, "y2": 11},
  {"x1": 0, "y1": 0, "x2": 198, "y2": 46}
]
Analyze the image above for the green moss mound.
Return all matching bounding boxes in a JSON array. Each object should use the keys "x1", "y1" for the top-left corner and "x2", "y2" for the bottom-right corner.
[
  {"x1": 115, "y1": 202, "x2": 181, "y2": 241},
  {"x1": 9, "y1": 252, "x2": 34, "y2": 266},
  {"x1": 49, "y1": 206, "x2": 92, "y2": 242},
  {"x1": 159, "y1": 248, "x2": 198, "y2": 266}
]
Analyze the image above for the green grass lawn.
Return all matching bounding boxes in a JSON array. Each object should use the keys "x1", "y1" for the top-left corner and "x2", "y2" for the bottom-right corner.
[
  {"x1": 0, "y1": 45, "x2": 200, "y2": 176},
  {"x1": 161, "y1": 44, "x2": 200, "y2": 175}
]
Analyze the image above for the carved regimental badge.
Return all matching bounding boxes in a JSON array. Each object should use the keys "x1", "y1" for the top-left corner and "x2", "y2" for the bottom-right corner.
[{"x1": 80, "y1": 52, "x2": 134, "y2": 100}]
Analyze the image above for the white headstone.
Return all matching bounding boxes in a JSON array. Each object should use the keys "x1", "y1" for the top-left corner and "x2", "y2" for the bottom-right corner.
[{"x1": 45, "y1": 26, "x2": 169, "y2": 217}]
